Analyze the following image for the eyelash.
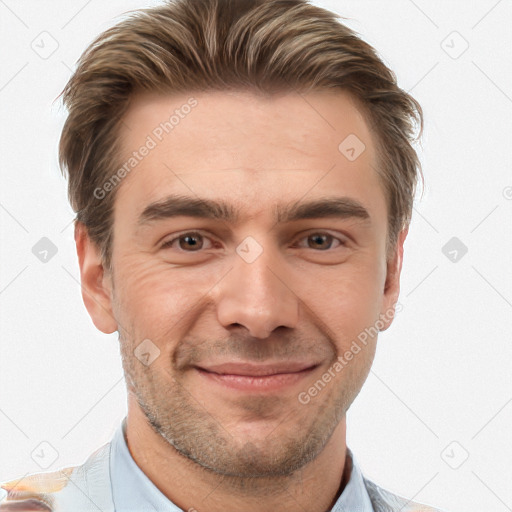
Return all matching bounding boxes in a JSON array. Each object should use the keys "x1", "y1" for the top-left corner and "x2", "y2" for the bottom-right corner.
[{"x1": 160, "y1": 231, "x2": 347, "y2": 252}]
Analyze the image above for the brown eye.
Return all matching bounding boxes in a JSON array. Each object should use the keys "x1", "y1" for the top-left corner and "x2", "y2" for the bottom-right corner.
[
  {"x1": 307, "y1": 233, "x2": 335, "y2": 250},
  {"x1": 179, "y1": 233, "x2": 203, "y2": 251},
  {"x1": 162, "y1": 232, "x2": 212, "y2": 251},
  {"x1": 295, "y1": 232, "x2": 346, "y2": 251}
]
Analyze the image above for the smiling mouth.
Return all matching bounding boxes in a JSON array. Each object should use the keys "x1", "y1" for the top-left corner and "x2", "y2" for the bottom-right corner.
[{"x1": 194, "y1": 363, "x2": 319, "y2": 392}]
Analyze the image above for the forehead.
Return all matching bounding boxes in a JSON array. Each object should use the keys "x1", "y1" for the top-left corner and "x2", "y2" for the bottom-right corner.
[{"x1": 114, "y1": 89, "x2": 386, "y2": 227}]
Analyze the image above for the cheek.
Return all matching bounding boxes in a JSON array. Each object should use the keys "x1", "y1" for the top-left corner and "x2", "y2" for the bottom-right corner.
[
  {"x1": 111, "y1": 256, "x2": 216, "y2": 335},
  {"x1": 302, "y1": 262, "x2": 384, "y2": 347}
]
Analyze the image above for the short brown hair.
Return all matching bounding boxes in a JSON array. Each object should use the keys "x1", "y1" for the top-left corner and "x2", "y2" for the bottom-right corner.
[{"x1": 59, "y1": 0, "x2": 423, "y2": 269}]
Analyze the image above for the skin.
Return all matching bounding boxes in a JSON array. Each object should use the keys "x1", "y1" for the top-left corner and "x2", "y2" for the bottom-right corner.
[{"x1": 75, "y1": 89, "x2": 407, "y2": 512}]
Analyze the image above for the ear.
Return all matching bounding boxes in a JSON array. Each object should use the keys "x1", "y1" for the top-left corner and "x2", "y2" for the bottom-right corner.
[
  {"x1": 378, "y1": 227, "x2": 408, "y2": 332},
  {"x1": 74, "y1": 222, "x2": 118, "y2": 334}
]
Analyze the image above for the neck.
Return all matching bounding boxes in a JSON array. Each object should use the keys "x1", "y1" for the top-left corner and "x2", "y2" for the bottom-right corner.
[{"x1": 124, "y1": 393, "x2": 349, "y2": 512}]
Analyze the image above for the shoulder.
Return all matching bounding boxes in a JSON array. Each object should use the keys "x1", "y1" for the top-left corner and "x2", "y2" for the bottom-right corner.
[
  {"x1": 0, "y1": 441, "x2": 113, "y2": 511},
  {"x1": 0, "y1": 466, "x2": 76, "y2": 511},
  {"x1": 363, "y1": 476, "x2": 447, "y2": 512}
]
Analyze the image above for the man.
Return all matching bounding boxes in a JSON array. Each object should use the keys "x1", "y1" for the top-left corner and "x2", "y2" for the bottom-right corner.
[{"x1": 0, "y1": 0, "x2": 446, "y2": 510}]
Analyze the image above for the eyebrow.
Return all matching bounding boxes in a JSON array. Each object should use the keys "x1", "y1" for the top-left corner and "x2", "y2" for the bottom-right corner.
[{"x1": 137, "y1": 194, "x2": 371, "y2": 227}]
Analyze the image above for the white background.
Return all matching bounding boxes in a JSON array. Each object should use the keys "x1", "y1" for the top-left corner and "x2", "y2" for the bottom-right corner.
[{"x1": 0, "y1": 1, "x2": 511, "y2": 511}]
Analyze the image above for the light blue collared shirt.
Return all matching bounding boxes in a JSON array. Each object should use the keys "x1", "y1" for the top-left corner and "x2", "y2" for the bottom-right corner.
[{"x1": 110, "y1": 417, "x2": 374, "y2": 511}]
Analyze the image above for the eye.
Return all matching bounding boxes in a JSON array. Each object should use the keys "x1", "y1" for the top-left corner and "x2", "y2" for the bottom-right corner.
[
  {"x1": 160, "y1": 231, "x2": 347, "y2": 254},
  {"x1": 161, "y1": 232, "x2": 214, "y2": 252},
  {"x1": 294, "y1": 232, "x2": 346, "y2": 251}
]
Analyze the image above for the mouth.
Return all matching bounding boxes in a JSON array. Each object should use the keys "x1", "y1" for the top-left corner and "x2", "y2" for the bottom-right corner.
[{"x1": 194, "y1": 362, "x2": 319, "y2": 392}]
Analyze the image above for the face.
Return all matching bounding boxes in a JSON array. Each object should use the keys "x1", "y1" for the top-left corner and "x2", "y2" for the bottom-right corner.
[{"x1": 78, "y1": 89, "x2": 405, "y2": 478}]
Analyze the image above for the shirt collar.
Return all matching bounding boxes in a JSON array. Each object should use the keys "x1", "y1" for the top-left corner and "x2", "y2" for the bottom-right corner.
[
  {"x1": 332, "y1": 447, "x2": 374, "y2": 512},
  {"x1": 110, "y1": 417, "x2": 373, "y2": 511}
]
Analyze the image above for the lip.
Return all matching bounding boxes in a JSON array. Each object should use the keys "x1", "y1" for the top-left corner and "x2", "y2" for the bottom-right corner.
[
  {"x1": 194, "y1": 362, "x2": 319, "y2": 392},
  {"x1": 197, "y1": 362, "x2": 317, "y2": 376}
]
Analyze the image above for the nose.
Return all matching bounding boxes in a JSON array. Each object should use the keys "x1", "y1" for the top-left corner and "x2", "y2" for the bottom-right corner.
[{"x1": 214, "y1": 240, "x2": 299, "y2": 339}]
